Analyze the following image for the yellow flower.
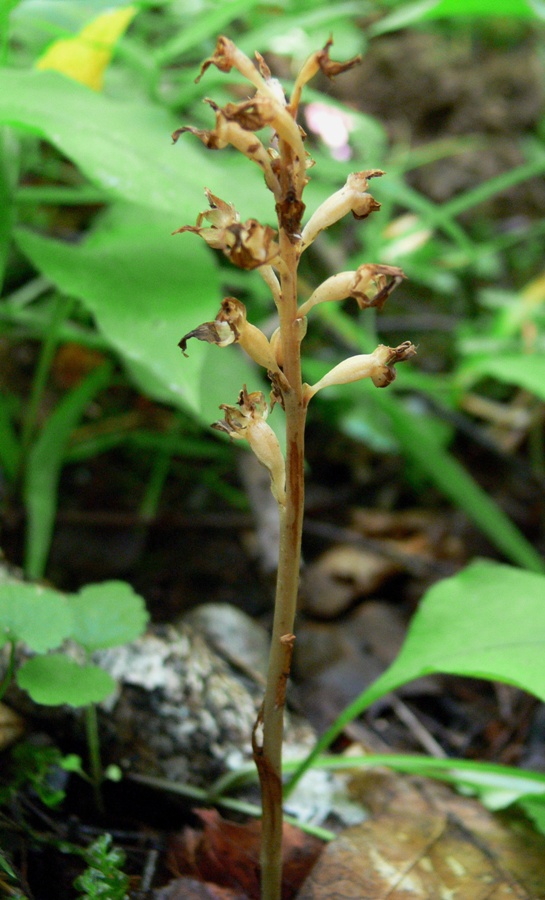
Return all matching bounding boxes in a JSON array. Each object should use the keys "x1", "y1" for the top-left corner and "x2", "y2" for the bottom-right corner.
[{"x1": 36, "y1": 6, "x2": 137, "y2": 92}]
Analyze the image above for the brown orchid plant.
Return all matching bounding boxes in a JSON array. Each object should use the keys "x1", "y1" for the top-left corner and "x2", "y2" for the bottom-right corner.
[{"x1": 174, "y1": 35, "x2": 415, "y2": 900}]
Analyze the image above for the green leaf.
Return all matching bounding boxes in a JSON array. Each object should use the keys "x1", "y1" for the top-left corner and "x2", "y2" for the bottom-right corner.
[
  {"x1": 371, "y1": 0, "x2": 543, "y2": 35},
  {"x1": 155, "y1": 0, "x2": 266, "y2": 66},
  {"x1": 0, "y1": 68, "x2": 280, "y2": 221},
  {"x1": 424, "y1": 0, "x2": 541, "y2": 16},
  {"x1": 458, "y1": 353, "x2": 545, "y2": 401},
  {"x1": 15, "y1": 204, "x2": 260, "y2": 422},
  {"x1": 363, "y1": 560, "x2": 545, "y2": 703},
  {"x1": 23, "y1": 363, "x2": 112, "y2": 581},
  {"x1": 17, "y1": 654, "x2": 116, "y2": 706},
  {"x1": 0, "y1": 128, "x2": 18, "y2": 291},
  {"x1": 0, "y1": 68, "x2": 206, "y2": 214},
  {"x1": 0, "y1": 582, "x2": 72, "y2": 652},
  {"x1": 287, "y1": 560, "x2": 545, "y2": 794},
  {"x1": 69, "y1": 580, "x2": 149, "y2": 651}
]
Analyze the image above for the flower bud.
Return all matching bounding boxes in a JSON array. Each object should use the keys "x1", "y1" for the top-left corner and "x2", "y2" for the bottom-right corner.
[
  {"x1": 212, "y1": 387, "x2": 286, "y2": 506},
  {"x1": 270, "y1": 317, "x2": 307, "y2": 369},
  {"x1": 304, "y1": 342, "x2": 417, "y2": 403},
  {"x1": 300, "y1": 170, "x2": 383, "y2": 251},
  {"x1": 297, "y1": 264, "x2": 406, "y2": 317}
]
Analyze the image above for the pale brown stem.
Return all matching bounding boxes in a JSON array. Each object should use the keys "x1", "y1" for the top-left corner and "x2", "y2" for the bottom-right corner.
[{"x1": 257, "y1": 234, "x2": 306, "y2": 900}]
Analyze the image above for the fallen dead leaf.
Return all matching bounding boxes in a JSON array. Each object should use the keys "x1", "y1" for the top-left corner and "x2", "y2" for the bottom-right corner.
[
  {"x1": 153, "y1": 876, "x2": 248, "y2": 899},
  {"x1": 167, "y1": 809, "x2": 324, "y2": 900},
  {"x1": 301, "y1": 544, "x2": 400, "y2": 617},
  {"x1": 296, "y1": 768, "x2": 545, "y2": 899}
]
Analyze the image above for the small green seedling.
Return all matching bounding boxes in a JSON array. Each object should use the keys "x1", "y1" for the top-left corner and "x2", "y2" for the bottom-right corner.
[{"x1": 0, "y1": 579, "x2": 149, "y2": 805}]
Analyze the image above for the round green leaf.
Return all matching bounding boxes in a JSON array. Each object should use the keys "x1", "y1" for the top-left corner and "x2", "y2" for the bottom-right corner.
[
  {"x1": 0, "y1": 583, "x2": 72, "y2": 652},
  {"x1": 69, "y1": 581, "x2": 149, "y2": 651},
  {"x1": 17, "y1": 655, "x2": 116, "y2": 706}
]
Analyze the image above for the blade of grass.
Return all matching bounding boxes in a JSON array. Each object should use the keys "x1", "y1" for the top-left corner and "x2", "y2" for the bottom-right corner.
[
  {"x1": 24, "y1": 362, "x2": 112, "y2": 580},
  {"x1": 0, "y1": 394, "x2": 20, "y2": 482},
  {"x1": 441, "y1": 155, "x2": 545, "y2": 220},
  {"x1": 18, "y1": 295, "x2": 72, "y2": 478}
]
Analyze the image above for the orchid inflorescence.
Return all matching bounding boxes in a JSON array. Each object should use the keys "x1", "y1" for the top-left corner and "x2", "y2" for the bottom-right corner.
[{"x1": 175, "y1": 34, "x2": 415, "y2": 508}]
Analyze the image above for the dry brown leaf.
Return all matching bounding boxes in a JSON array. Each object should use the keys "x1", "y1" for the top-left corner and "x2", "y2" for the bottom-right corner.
[
  {"x1": 168, "y1": 809, "x2": 324, "y2": 899},
  {"x1": 297, "y1": 769, "x2": 545, "y2": 899},
  {"x1": 153, "y1": 876, "x2": 249, "y2": 899},
  {"x1": 302, "y1": 545, "x2": 398, "y2": 617}
]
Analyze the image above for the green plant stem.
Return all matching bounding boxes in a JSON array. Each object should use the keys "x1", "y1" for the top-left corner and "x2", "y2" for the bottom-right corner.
[
  {"x1": 128, "y1": 771, "x2": 335, "y2": 841},
  {"x1": 256, "y1": 236, "x2": 307, "y2": 900},
  {"x1": 16, "y1": 294, "x2": 72, "y2": 482},
  {"x1": 84, "y1": 703, "x2": 104, "y2": 813}
]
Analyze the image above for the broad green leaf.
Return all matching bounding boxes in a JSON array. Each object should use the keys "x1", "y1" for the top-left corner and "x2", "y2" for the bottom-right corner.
[
  {"x1": 0, "y1": 68, "x2": 366, "y2": 224},
  {"x1": 519, "y1": 797, "x2": 545, "y2": 836},
  {"x1": 36, "y1": 5, "x2": 137, "y2": 91},
  {"x1": 287, "y1": 560, "x2": 545, "y2": 793},
  {"x1": 0, "y1": 67, "x2": 291, "y2": 221},
  {"x1": 0, "y1": 582, "x2": 72, "y2": 652},
  {"x1": 24, "y1": 363, "x2": 112, "y2": 580},
  {"x1": 15, "y1": 204, "x2": 260, "y2": 422},
  {"x1": 360, "y1": 560, "x2": 545, "y2": 704},
  {"x1": 17, "y1": 654, "x2": 116, "y2": 706},
  {"x1": 0, "y1": 68, "x2": 207, "y2": 214},
  {"x1": 457, "y1": 353, "x2": 545, "y2": 401},
  {"x1": 69, "y1": 581, "x2": 148, "y2": 651}
]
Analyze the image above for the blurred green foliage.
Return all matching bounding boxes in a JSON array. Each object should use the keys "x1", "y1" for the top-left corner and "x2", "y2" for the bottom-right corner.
[{"x1": 1, "y1": 0, "x2": 544, "y2": 578}]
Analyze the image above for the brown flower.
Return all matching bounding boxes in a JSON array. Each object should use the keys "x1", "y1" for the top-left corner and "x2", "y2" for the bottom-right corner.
[
  {"x1": 179, "y1": 298, "x2": 281, "y2": 374},
  {"x1": 297, "y1": 264, "x2": 406, "y2": 317},
  {"x1": 174, "y1": 189, "x2": 279, "y2": 269},
  {"x1": 212, "y1": 387, "x2": 286, "y2": 505},
  {"x1": 290, "y1": 37, "x2": 362, "y2": 112}
]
